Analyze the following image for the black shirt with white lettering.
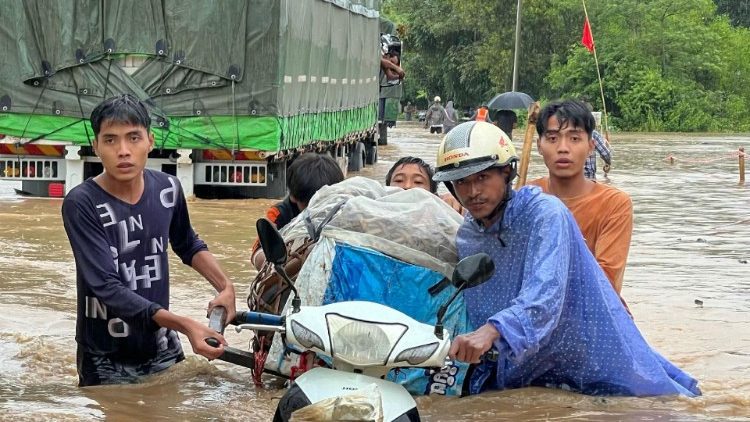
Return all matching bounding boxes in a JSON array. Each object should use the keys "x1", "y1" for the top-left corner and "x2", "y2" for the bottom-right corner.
[{"x1": 62, "y1": 169, "x2": 207, "y2": 384}]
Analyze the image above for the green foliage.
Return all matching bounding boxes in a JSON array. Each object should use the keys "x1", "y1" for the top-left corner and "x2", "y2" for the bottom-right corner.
[
  {"x1": 616, "y1": 69, "x2": 676, "y2": 131},
  {"x1": 715, "y1": 0, "x2": 750, "y2": 27},
  {"x1": 383, "y1": 0, "x2": 750, "y2": 131}
]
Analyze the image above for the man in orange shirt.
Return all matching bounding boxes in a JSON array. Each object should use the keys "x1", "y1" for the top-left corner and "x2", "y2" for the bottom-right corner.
[{"x1": 529, "y1": 100, "x2": 632, "y2": 295}]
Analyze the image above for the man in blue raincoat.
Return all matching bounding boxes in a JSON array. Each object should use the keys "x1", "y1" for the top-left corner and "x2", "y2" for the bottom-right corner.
[{"x1": 433, "y1": 120, "x2": 700, "y2": 397}]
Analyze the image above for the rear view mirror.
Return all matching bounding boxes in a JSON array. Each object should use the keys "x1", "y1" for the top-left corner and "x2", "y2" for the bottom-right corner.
[
  {"x1": 256, "y1": 218, "x2": 302, "y2": 313},
  {"x1": 256, "y1": 218, "x2": 287, "y2": 266},
  {"x1": 452, "y1": 253, "x2": 495, "y2": 289},
  {"x1": 434, "y1": 253, "x2": 495, "y2": 339}
]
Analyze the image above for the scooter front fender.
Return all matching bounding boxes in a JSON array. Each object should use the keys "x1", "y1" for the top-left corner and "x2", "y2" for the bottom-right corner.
[{"x1": 290, "y1": 367, "x2": 419, "y2": 422}]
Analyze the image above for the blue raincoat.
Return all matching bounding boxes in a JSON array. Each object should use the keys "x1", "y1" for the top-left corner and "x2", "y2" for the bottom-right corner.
[{"x1": 458, "y1": 185, "x2": 701, "y2": 397}]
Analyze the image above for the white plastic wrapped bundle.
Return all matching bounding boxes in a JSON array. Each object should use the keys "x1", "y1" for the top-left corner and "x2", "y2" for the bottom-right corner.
[
  {"x1": 280, "y1": 176, "x2": 463, "y2": 278},
  {"x1": 290, "y1": 383, "x2": 383, "y2": 422},
  {"x1": 264, "y1": 177, "x2": 465, "y2": 379}
]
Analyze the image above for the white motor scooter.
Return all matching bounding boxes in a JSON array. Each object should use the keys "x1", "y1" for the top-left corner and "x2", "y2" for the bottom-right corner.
[{"x1": 207, "y1": 218, "x2": 495, "y2": 421}]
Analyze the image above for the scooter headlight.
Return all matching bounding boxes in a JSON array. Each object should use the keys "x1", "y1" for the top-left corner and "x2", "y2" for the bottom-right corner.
[
  {"x1": 326, "y1": 313, "x2": 407, "y2": 367},
  {"x1": 290, "y1": 320, "x2": 325, "y2": 350},
  {"x1": 394, "y1": 342, "x2": 439, "y2": 365}
]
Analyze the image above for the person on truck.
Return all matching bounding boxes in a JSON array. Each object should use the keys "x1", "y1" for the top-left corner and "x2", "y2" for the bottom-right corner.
[
  {"x1": 381, "y1": 52, "x2": 404, "y2": 83},
  {"x1": 380, "y1": 32, "x2": 404, "y2": 85},
  {"x1": 61, "y1": 94, "x2": 237, "y2": 387},
  {"x1": 250, "y1": 152, "x2": 344, "y2": 269}
]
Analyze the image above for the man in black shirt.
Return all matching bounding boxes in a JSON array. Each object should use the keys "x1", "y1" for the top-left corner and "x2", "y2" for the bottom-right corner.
[
  {"x1": 494, "y1": 109, "x2": 518, "y2": 138},
  {"x1": 62, "y1": 94, "x2": 236, "y2": 386},
  {"x1": 250, "y1": 153, "x2": 344, "y2": 269}
]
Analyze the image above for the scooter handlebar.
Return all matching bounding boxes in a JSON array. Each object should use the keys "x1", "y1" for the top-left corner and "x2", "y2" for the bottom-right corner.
[
  {"x1": 209, "y1": 308, "x2": 284, "y2": 328},
  {"x1": 235, "y1": 311, "x2": 284, "y2": 326},
  {"x1": 204, "y1": 337, "x2": 255, "y2": 368},
  {"x1": 208, "y1": 306, "x2": 227, "y2": 333},
  {"x1": 205, "y1": 306, "x2": 256, "y2": 368},
  {"x1": 482, "y1": 348, "x2": 499, "y2": 363}
]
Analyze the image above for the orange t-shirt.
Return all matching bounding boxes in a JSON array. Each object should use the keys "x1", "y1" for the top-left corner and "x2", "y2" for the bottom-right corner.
[{"x1": 529, "y1": 178, "x2": 633, "y2": 293}]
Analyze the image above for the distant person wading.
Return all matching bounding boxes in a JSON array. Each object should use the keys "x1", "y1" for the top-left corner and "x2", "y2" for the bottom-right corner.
[
  {"x1": 443, "y1": 101, "x2": 459, "y2": 134},
  {"x1": 424, "y1": 96, "x2": 446, "y2": 134}
]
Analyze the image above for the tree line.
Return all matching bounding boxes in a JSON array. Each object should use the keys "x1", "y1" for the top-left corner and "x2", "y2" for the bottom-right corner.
[{"x1": 384, "y1": 0, "x2": 750, "y2": 132}]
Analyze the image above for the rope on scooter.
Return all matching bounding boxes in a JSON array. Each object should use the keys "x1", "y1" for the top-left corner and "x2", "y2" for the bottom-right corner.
[{"x1": 252, "y1": 336, "x2": 268, "y2": 387}]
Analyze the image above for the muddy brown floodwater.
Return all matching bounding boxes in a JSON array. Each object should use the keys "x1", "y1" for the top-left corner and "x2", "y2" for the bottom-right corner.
[{"x1": 1, "y1": 124, "x2": 749, "y2": 421}]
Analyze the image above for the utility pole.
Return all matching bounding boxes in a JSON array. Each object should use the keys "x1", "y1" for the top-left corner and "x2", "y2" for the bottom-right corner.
[{"x1": 511, "y1": 0, "x2": 522, "y2": 92}]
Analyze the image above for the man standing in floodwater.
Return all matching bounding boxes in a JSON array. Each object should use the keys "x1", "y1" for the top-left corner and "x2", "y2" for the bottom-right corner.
[
  {"x1": 61, "y1": 94, "x2": 236, "y2": 386},
  {"x1": 424, "y1": 96, "x2": 446, "y2": 134},
  {"x1": 529, "y1": 100, "x2": 632, "y2": 300}
]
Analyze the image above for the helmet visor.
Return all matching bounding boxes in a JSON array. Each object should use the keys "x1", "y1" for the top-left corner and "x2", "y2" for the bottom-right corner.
[{"x1": 433, "y1": 159, "x2": 498, "y2": 182}]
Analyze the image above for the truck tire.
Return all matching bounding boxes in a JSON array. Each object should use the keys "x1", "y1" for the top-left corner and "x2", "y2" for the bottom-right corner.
[
  {"x1": 347, "y1": 142, "x2": 364, "y2": 172},
  {"x1": 365, "y1": 142, "x2": 378, "y2": 165},
  {"x1": 378, "y1": 122, "x2": 388, "y2": 145}
]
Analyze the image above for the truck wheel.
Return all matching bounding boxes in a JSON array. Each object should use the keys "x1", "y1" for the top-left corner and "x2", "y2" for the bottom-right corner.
[
  {"x1": 347, "y1": 142, "x2": 364, "y2": 172},
  {"x1": 365, "y1": 142, "x2": 378, "y2": 165},
  {"x1": 378, "y1": 122, "x2": 388, "y2": 145}
]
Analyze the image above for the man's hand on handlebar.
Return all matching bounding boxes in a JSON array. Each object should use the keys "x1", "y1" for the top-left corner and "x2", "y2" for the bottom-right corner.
[
  {"x1": 449, "y1": 323, "x2": 499, "y2": 364},
  {"x1": 153, "y1": 309, "x2": 229, "y2": 361},
  {"x1": 208, "y1": 284, "x2": 236, "y2": 328},
  {"x1": 186, "y1": 319, "x2": 227, "y2": 360}
]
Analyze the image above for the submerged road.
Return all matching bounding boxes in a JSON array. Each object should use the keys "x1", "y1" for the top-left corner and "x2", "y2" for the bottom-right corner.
[{"x1": 0, "y1": 124, "x2": 748, "y2": 420}]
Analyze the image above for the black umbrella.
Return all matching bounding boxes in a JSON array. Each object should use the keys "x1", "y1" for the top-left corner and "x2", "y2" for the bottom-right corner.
[{"x1": 486, "y1": 91, "x2": 534, "y2": 110}]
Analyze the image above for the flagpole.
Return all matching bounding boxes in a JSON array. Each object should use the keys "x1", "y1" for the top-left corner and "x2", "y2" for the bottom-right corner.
[
  {"x1": 582, "y1": 0, "x2": 609, "y2": 137},
  {"x1": 512, "y1": 0, "x2": 522, "y2": 92}
]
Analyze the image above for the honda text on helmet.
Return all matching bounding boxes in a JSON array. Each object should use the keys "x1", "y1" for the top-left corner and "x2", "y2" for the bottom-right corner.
[
  {"x1": 434, "y1": 121, "x2": 517, "y2": 182},
  {"x1": 433, "y1": 121, "x2": 518, "y2": 225}
]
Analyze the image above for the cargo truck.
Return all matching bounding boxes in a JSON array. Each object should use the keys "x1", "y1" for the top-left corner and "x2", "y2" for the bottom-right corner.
[{"x1": 0, "y1": 0, "x2": 398, "y2": 199}]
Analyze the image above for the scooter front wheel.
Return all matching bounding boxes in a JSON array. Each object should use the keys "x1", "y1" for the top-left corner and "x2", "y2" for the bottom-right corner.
[
  {"x1": 273, "y1": 382, "x2": 420, "y2": 422},
  {"x1": 274, "y1": 383, "x2": 310, "y2": 422}
]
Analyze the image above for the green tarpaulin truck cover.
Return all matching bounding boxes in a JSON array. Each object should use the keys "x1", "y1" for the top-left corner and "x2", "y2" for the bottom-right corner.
[{"x1": 0, "y1": 0, "x2": 380, "y2": 151}]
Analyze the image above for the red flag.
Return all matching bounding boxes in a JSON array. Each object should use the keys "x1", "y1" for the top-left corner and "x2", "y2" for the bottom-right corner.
[{"x1": 581, "y1": 17, "x2": 595, "y2": 53}]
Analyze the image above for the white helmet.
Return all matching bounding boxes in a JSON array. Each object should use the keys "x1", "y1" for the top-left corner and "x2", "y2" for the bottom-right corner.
[
  {"x1": 434, "y1": 96, "x2": 441, "y2": 103},
  {"x1": 433, "y1": 121, "x2": 518, "y2": 182}
]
